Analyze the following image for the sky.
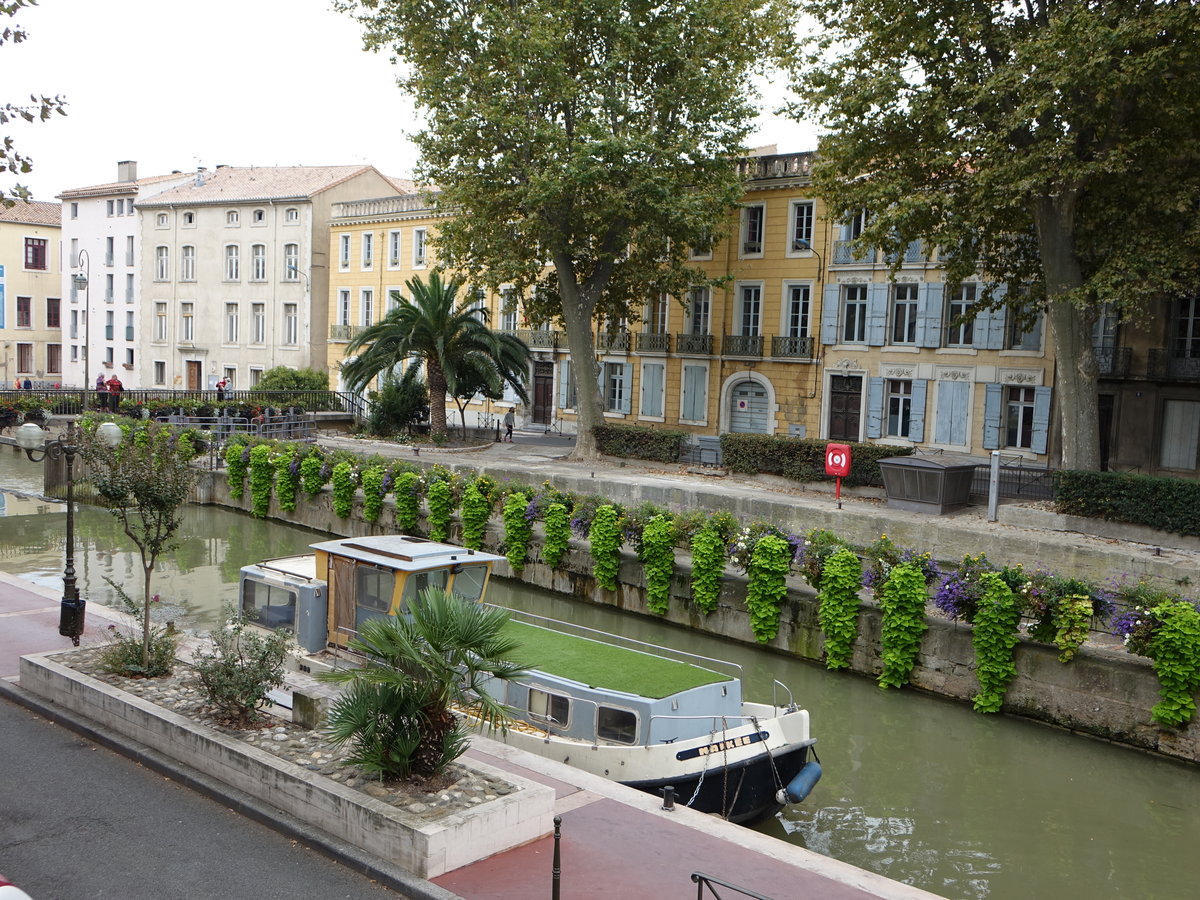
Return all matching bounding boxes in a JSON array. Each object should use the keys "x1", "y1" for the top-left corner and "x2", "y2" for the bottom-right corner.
[{"x1": 4, "y1": 0, "x2": 816, "y2": 203}]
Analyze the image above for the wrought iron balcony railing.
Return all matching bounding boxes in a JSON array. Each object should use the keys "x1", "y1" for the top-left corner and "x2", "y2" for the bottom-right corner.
[
  {"x1": 675, "y1": 333, "x2": 713, "y2": 355},
  {"x1": 597, "y1": 331, "x2": 630, "y2": 353},
  {"x1": 636, "y1": 332, "x2": 670, "y2": 353},
  {"x1": 1094, "y1": 346, "x2": 1131, "y2": 378},
  {"x1": 329, "y1": 323, "x2": 366, "y2": 342},
  {"x1": 1148, "y1": 348, "x2": 1200, "y2": 379},
  {"x1": 516, "y1": 329, "x2": 560, "y2": 349},
  {"x1": 771, "y1": 335, "x2": 815, "y2": 360},
  {"x1": 832, "y1": 240, "x2": 873, "y2": 265},
  {"x1": 723, "y1": 334, "x2": 763, "y2": 357}
]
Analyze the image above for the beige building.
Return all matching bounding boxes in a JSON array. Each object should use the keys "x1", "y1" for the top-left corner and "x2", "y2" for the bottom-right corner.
[{"x1": 0, "y1": 201, "x2": 62, "y2": 388}]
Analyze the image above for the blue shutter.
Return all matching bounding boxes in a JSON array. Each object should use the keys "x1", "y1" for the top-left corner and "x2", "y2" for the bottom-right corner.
[
  {"x1": 1031, "y1": 386, "x2": 1052, "y2": 454},
  {"x1": 909, "y1": 379, "x2": 927, "y2": 443},
  {"x1": 821, "y1": 284, "x2": 840, "y2": 345},
  {"x1": 558, "y1": 359, "x2": 571, "y2": 408},
  {"x1": 866, "y1": 376, "x2": 884, "y2": 439},
  {"x1": 917, "y1": 283, "x2": 944, "y2": 348},
  {"x1": 620, "y1": 363, "x2": 633, "y2": 414},
  {"x1": 934, "y1": 381, "x2": 968, "y2": 446},
  {"x1": 974, "y1": 284, "x2": 1007, "y2": 350},
  {"x1": 682, "y1": 365, "x2": 706, "y2": 422},
  {"x1": 983, "y1": 383, "x2": 1003, "y2": 449},
  {"x1": 641, "y1": 363, "x2": 663, "y2": 417},
  {"x1": 867, "y1": 283, "x2": 888, "y2": 346}
]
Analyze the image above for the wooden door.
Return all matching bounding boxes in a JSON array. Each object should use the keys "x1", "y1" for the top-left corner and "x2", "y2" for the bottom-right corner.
[
  {"x1": 532, "y1": 361, "x2": 553, "y2": 425},
  {"x1": 828, "y1": 375, "x2": 863, "y2": 441},
  {"x1": 330, "y1": 556, "x2": 357, "y2": 645},
  {"x1": 186, "y1": 361, "x2": 202, "y2": 391}
]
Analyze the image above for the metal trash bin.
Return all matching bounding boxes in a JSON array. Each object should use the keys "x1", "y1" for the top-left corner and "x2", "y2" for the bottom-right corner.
[{"x1": 877, "y1": 456, "x2": 976, "y2": 514}]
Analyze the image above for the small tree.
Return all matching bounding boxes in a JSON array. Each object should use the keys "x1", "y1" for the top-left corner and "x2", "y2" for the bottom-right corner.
[
  {"x1": 81, "y1": 421, "x2": 198, "y2": 670},
  {"x1": 249, "y1": 366, "x2": 329, "y2": 392}
]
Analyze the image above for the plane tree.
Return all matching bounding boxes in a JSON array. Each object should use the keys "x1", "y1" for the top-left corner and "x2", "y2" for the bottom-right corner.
[
  {"x1": 1, "y1": 1, "x2": 66, "y2": 205},
  {"x1": 794, "y1": 0, "x2": 1200, "y2": 470}
]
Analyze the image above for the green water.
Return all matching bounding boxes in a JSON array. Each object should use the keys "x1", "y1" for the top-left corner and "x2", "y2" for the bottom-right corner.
[{"x1": 2, "y1": 449, "x2": 1198, "y2": 899}]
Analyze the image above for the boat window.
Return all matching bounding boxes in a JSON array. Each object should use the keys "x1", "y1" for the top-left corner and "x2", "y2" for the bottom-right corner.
[
  {"x1": 451, "y1": 565, "x2": 487, "y2": 602},
  {"x1": 355, "y1": 565, "x2": 395, "y2": 632},
  {"x1": 400, "y1": 569, "x2": 450, "y2": 607},
  {"x1": 241, "y1": 580, "x2": 296, "y2": 630},
  {"x1": 528, "y1": 689, "x2": 569, "y2": 727},
  {"x1": 597, "y1": 706, "x2": 638, "y2": 745}
]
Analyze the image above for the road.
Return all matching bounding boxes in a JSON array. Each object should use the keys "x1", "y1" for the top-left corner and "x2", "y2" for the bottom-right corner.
[{"x1": 0, "y1": 698, "x2": 398, "y2": 900}]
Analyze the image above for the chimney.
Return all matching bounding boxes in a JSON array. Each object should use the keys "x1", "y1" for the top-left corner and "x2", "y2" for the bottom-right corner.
[
  {"x1": 117, "y1": 160, "x2": 138, "y2": 183},
  {"x1": 195, "y1": 167, "x2": 206, "y2": 187}
]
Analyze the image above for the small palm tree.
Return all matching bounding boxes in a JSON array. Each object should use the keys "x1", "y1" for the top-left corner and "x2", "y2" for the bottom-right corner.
[
  {"x1": 341, "y1": 272, "x2": 531, "y2": 438},
  {"x1": 320, "y1": 588, "x2": 527, "y2": 779}
]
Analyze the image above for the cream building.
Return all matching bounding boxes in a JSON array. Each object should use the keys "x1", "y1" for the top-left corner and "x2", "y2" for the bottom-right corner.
[{"x1": 0, "y1": 201, "x2": 62, "y2": 388}]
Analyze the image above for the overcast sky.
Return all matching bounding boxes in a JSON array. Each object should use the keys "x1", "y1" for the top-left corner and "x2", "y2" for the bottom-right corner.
[{"x1": 5, "y1": 0, "x2": 814, "y2": 203}]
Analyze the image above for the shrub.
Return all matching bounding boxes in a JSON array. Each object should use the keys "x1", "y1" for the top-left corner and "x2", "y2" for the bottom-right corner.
[
  {"x1": 331, "y1": 461, "x2": 357, "y2": 518},
  {"x1": 300, "y1": 452, "x2": 328, "y2": 497},
  {"x1": 689, "y1": 518, "x2": 728, "y2": 615},
  {"x1": 394, "y1": 471, "x2": 423, "y2": 532},
  {"x1": 1055, "y1": 469, "x2": 1200, "y2": 537},
  {"x1": 594, "y1": 423, "x2": 688, "y2": 463},
  {"x1": 274, "y1": 447, "x2": 300, "y2": 512},
  {"x1": 365, "y1": 369, "x2": 429, "y2": 436},
  {"x1": 361, "y1": 465, "x2": 387, "y2": 523},
  {"x1": 542, "y1": 502, "x2": 572, "y2": 568},
  {"x1": 817, "y1": 548, "x2": 862, "y2": 669},
  {"x1": 248, "y1": 444, "x2": 275, "y2": 518},
  {"x1": 98, "y1": 626, "x2": 177, "y2": 678},
  {"x1": 639, "y1": 514, "x2": 676, "y2": 615},
  {"x1": 798, "y1": 528, "x2": 852, "y2": 591},
  {"x1": 877, "y1": 562, "x2": 930, "y2": 689},
  {"x1": 426, "y1": 478, "x2": 454, "y2": 542},
  {"x1": 719, "y1": 433, "x2": 913, "y2": 487},
  {"x1": 503, "y1": 491, "x2": 533, "y2": 571},
  {"x1": 460, "y1": 481, "x2": 494, "y2": 550},
  {"x1": 971, "y1": 573, "x2": 1022, "y2": 713},
  {"x1": 745, "y1": 534, "x2": 791, "y2": 643},
  {"x1": 193, "y1": 611, "x2": 291, "y2": 726},
  {"x1": 588, "y1": 505, "x2": 623, "y2": 591},
  {"x1": 225, "y1": 442, "x2": 250, "y2": 498},
  {"x1": 249, "y1": 366, "x2": 329, "y2": 392}
]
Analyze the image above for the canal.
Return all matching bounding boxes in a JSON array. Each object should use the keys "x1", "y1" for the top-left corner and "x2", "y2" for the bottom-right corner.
[{"x1": 1, "y1": 448, "x2": 1197, "y2": 899}]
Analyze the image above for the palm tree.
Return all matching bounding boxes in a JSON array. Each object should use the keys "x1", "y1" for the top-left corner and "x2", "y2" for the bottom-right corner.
[
  {"x1": 319, "y1": 588, "x2": 527, "y2": 779},
  {"x1": 341, "y1": 272, "x2": 530, "y2": 438}
]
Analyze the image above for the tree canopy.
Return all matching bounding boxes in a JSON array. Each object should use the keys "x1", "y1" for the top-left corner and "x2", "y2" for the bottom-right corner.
[
  {"x1": 338, "y1": 0, "x2": 796, "y2": 458},
  {"x1": 795, "y1": 0, "x2": 1200, "y2": 470}
]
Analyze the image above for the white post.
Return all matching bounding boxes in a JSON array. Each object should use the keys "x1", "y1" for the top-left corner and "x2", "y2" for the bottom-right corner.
[{"x1": 987, "y1": 450, "x2": 1001, "y2": 522}]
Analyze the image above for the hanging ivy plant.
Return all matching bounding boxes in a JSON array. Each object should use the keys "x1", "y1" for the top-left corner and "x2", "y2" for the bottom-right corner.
[
  {"x1": 745, "y1": 534, "x2": 790, "y2": 644},
  {"x1": 817, "y1": 547, "x2": 863, "y2": 670},
  {"x1": 1052, "y1": 594, "x2": 1094, "y2": 663},
  {"x1": 639, "y1": 514, "x2": 676, "y2": 615},
  {"x1": 274, "y1": 448, "x2": 300, "y2": 512},
  {"x1": 225, "y1": 442, "x2": 249, "y2": 499},
  {"x1": 798, "y1": 528, "x2": 852, "y2": 592},
  {"x1": 542, "y1": 502, "x2": 571, "y2": 569},
  {"x1": 460, "y1": 481, "x2": 494, "y2": 550},
  {"x1": 877, "y1": 562, "x2": 930, "y2": 689},
  {"x1": 331, "y1": 461, "x2": 357, "y2": 519},
  {"x1": 426, "y1": 479, "x2": 454, "y2": 542},
  {"x1": 503, "y1": 491, "x2": 532, "y2": 571},
  {"x1": 360, "y1": 465, "x2": 387, "y2": 524},
  {"x1": 299, "y1": 452, "x2": 327, "y2": 497},
  {"x1": 1146, "y1": 600, "x2": 1200, "y2": 728},
  {"x1": 248, "y1": 444, "x2": 275, "y2": 518},
  {"x1": 394, "y1": 471, "x2": 422, "y2": 533},
  {"x1": 689, "y1": 519, "x2": 728, "y2": 615},
  {"x1": 971, "y1": 572, "x2": 1022, "y2": 713},
  {"x1": 588, "y1": 504, "x2": 623, "y2": 591}
]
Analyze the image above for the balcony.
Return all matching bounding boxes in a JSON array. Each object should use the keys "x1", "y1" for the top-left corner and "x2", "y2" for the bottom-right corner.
[
  {"x1": 635, "y1": 332, "x2": 670, "y2": 353},
  {"x1": 723, "y1": 334, "x2": 763, "y2": 357},
  {"x1": 736, "y1": 151, "x2": 815, "y2": 182},
  {"x1": 597, "y1": 331, "x2": 630, "y2": 353},
  {"x1": 675, "y1": 333, "x2": 713, "y2": 355},
  {"x1": 884, "y1": 241, "x2": 927, "y2": 265},
  {"x1": 832, "y1": 240, "x2": 873, "y2": 265},
  {"x1": 1148, "y1": 348, "x2": 1200, "y2": 380},
  {"x1": 771, "y1": 335, "x2": 815, "y2": 360},
  {"x1": 329, "y1": 323, "x2": 366, "y2": 342},
  {"x1": 1095, "y1": 346, "x2": 1131, "y2": 378},
  {"x1": 516, "y1": 329, "x2": 560, "y2": 350}
]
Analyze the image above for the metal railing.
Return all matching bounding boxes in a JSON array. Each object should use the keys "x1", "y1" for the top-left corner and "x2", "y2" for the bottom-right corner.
[
  {"x1": 969, "y1": 455, "x2": 1055, "y2": 500},
  {"x1": 722, "y1": 334, "x2": 763, "y2": 357},
  {"x1": 675, "y1": 333, "x2": 713, "y2": 355},
  {"x1": 1095, "y1": 346, "x2": 1132, "y2": 377},
  {"x1": 771, "y1": 335, "x2": 815, "y2": 360},
  {"x1": 1147, "y1": 348, "x2": 1200, "y2": 379},
  {"x1": 597, "y1": 331, "x2": 631, "y2": 353},
  {"x1": 832, "y1": 240, "x2": 872, "y2": 265},
  {"x1": 636, "y1": 332, "x2": 671, "y2": 353},
  {"x1": 0, "y1": 389, "x2": 366, "y2": 419},
  {"x1": 516, "y1": 328, "x2": 561, "y2": 350},
  {"x1": 329, "y1": 323, "x2": 367, "y2": 341},
  {"x1": 691, "y1": 873, "x2": 774, "y2": 900}
]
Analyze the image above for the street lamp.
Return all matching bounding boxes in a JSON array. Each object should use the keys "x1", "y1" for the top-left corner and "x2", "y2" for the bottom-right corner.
[
  {"x1": 74, "y1": 249, "x2": 91, "y2": 401},
  {"x1": 16, "y1": 419, "x2": 123, "y2": 645}
]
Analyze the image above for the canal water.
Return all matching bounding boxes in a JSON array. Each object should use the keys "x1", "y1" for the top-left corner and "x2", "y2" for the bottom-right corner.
[{"x1": 2, "y1": 448, "x2": 1198, "y2": 899}]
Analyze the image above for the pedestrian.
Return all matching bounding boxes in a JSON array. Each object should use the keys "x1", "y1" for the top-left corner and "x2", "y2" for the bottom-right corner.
[
  {"x1": 95, "y1": 373, "x2": 107, "y2": 410},
  {"x1": 216, "y1": 378, "x2": 227, "y2": 403},
  {"x1": 22, "y1": 378, "x2": 31, "y2": 390},
  {"x1": 503, "y1": 408, "x2": 515, "y2": 442},
  {"x1": 107, "y1": 375, "x2": 123, "y2": 413}
]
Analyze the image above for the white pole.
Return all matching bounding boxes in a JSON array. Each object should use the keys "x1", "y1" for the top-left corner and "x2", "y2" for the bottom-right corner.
[{"x1": 987, "y1": 450, "x2": 1001, "y2": 522}]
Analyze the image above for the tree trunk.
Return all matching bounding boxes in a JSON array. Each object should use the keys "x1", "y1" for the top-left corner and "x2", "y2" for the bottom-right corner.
[
  {"x1": 142, "y1": 563, "x2": 154, "y2": 670},
  {"x1": 1033, "y1": 195, "x2": 1101, "y2": 471},
  {"x1": 427, "y1": 364, "x2": 449, "y2": 437},
  {"x1": 556, "y1": 270, "x2": 602, "y2": 461}
]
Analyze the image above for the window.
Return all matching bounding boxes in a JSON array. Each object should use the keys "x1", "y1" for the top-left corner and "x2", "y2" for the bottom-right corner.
[
  {"x1": 784, "y1": 283, "x2": 811, "y2": 338},
  {"x1": 104, "y1": 346, "x2": 114, "y2": 366},
  {"x1": 70, "y1": 309, "x2": 78, "y2": 339},
  {"x1": 689, "y1": 232, "x2": 713, "y2": 260},
  {"x1": 46, "y1": 344, "x2": 61, "y2": 374},
  {"x1": 16, "y1": 296, "x2": 31, "y2": 328},
  {"x1": 645, "y1": 293, "x2": 668, "y2": 334},
  {"x1": 250, "y1": 367, "x2": 263, "y2": 386},
  {"x1": 70, "y1": 345, "x2": 78, "y2": 362},
  {"x1": 154, "y1": 361, "x2": 166, "y2": 385},
  {"x1": 283, "y1": 304, "x2": 298, "y2": 345},
  {"x1": 105, "y1": 236, "x2": 114, "y2": 266},
  {"x1": 285, "y1": 207, "x2": 299, "y2": 223},
  {"x1": 790, "y1": 200, "x2": 815, "y2": 251},
  {"x1": 1005, "y1": 386, "x2": 1037, "y2": 449},
  {"x1": 390, "y1": 288, "x2": 404, "y2": 313},
  {"x1": 105, "y1": 310, "x2": 114, "y2": 340},
  {"x1": 283, "y1": 244, "x2": 299, "y2": 280},
  {"x1": 225, "y1": 304, "x2": 239, "y2": 343},
  {"x1": 251, "y1": 244, "x2": 266, "y2": 281},
  {"x1": 946, "y1": 284, "x2": 976, "y2": 347},
  {"x1": 105, "y1": 274, "x2": 114, "y2": 302},
  {"x1": 125, "y1": 235, "x2": 135, "y2": 266},
  {"x1": 528, "y1": 689, "x2": 569, "y2": 726},
  {"x1": 126, "y1": 274, "x2": 135, "y2": 302},
  {"x1": 1006, "y1": 305, "x2": 1044, "y2": 351},
  {"x1": 125, "y1": 348, "x2": 134, "y2": 368},
  {"x1": 886, "y1": 379, "x2": 913, "y2": 438},
  {"x1": 741, "y1": 203, "x2": 764, "y2": 255},
  {"x1": 252, "y1": 208, "x2": 265, "y2": 224},
  {"x1": 25, "y1": 238, "x2": 48, "y2": 270},
  {"x1": 604, "y1": 362, "x2": 630, "y2": 413},
  {"x1": 156, "y1": 212, "x2": 168, "y2": 228},
  {"x1": 361, "y1": 289, "x2": 374, "y2": 326},
  {"x1": 891, "y1": 284, "x2": 919, "y2": 344},
  {"x1": 688, "y1": 287, "x2": 710, "y2": 335},
  {"x1": 844, "y1": 208, "x2": 869, "y2": 240},
  {"x1": 1173, "y1": 296, "x2": 1200, "y2": 357},
  {"x1": 388, "y1": 230, "x2": 401, "y2": 267},
  {"x1": 641, "y1": 361, "x2": 665, "y2": 417},
  {"x1": 338, "y1": 290, "x2": 351, "y2": 326},
  {"x1": 226, "y1": 210, "x2": 240, "y2": 226},
  {"x1": 252, "y1": 303, "x2": 265, "y2": 344},
  {"x1": 413, "y1": 227, "x2": 427, "y2": 266},
  {"x1": 339, "y1": 234, "x2": 351, "y2": 269},
  {"x1": 361, "y1": 232, "x2": 374, "y2": 269},
  {"x1": 155, "y1": 246, "x2": 169, "y2": 281},
  {"x1": 46, "y1": 297, "x2": 60, "y2": 328},
  {"x1": 116, "y1": 199, "x2": 124, "y2": 215},
  {"x1": 17, "y1": 343, "x2": 32, "y2": 372},
  {"x1": 181, "y1": 303, "x2": 194, "y2": 342},
  {"x1": 183, "y1": 211, "x2": 195, "y2": 226},
  {"x1": 225, "y1": 245, "x2": 240, "y2": 281},
  {"x1": 597, "y1": 706, "x2": 637, "y2": 744},
  {"x1": 738, "y1": 284, "x2": 761, "y2": 336},
  {"x1": 154, "y1": 303, "x2": 168, "y2": 341},
  {"x1": 1160, "y1": 400, "x2": 1200, "y2": 469},
  {"x1": 69, "y1": 238, "x2": 79, "y2": 269},
  {"x1": 224, "y1": 367, "x2": 236, "y2": 388},
  {"x1": 181, "y1": 245, "x2": 196, "y2": 282},
  {"x1": 106, "y1": 200, "x2": 114, "y2": 217},
  {"x1": 842, "y1": 285, "x2": 868, "y2": 343},
  {"x1": 500, "y1": 286, "x2": 519, "y2": 331},
  {"x1": 70, "y1": 202, "x2": 78, "y2": 219}
]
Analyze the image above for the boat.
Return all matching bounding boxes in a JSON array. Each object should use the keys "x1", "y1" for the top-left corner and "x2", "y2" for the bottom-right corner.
[{"x1": 238, "y1": 534, "x2": 821, "y2": 823}]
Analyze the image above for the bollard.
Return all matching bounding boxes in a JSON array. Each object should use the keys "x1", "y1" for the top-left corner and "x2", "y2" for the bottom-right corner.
[
  {"x1": 551, "y1": 815, "x2": 562, "y2": 900},
  {"x1": 495, "y1": 420, "x2": 502, "y2": 443},
  {"x1": 661, "y1": 785, "x2": 675, "y2": 811}
]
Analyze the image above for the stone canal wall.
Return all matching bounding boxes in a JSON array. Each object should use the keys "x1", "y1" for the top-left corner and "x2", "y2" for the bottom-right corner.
[{"x1": 195, "y1": 471, "x2": 1200, "y2": 764}]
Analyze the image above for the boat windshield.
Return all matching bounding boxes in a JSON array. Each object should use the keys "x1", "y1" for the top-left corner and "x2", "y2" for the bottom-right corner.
[
  {"x1": 451, "y1": 565, "x2": 488, "y2": 602},
  {"x1": 401, "y1": 569, "x2": 450, "y2": 608}
]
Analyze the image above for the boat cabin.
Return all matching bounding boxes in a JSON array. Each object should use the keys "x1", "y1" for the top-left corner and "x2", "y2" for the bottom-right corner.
[{"x1": 239, "y1": 535, "x2": 504, "y2": 653}]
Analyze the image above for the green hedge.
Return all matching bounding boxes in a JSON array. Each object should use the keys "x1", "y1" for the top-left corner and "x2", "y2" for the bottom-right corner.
[
  {"x1": 719, "y1": 434, "x2": 913, "y2": 487},
  {"x1": 594, "y1": 424, "x2": 688, "y2": 464},
  {"x1": 1055, "y1": 470, "x2": 1200, "y2": 537}
]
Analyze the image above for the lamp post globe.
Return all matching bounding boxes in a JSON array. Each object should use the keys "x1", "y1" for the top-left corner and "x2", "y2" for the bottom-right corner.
[
  {"x1": 15, "y1": 422, "x2": 46, "y2": 452},
  {"x1": 96, "y1": 421, "x2": 124, "y2": 448}
]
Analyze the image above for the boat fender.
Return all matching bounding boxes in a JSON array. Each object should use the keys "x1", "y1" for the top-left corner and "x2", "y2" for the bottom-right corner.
[{"x1": 776, "y1": 760, "x2": 822, "y2": 805}]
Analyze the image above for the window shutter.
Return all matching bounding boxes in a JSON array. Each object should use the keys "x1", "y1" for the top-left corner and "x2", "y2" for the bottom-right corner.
[
  {"x1": 917, "y1": 283, "x2": 944, "y2": 348},
  {"x1": 934, "y1": 380, "x2": 969, "y2": 446},
  {"x1": 682, "y1": 365, "x2": 707, "y2": 422},
  {"x1": 643, "y1": 363, "x2": 664, "y2": 417},
  {"x1": 909, "y1": 379, "x2": 927, "y2": 442},
  {"x1": 866, "y1": 376, "x2": 884, "y2": 439},
  {"x1": 983, "y1": 383, "x2": 1003, "y2": 449},
  {"x1": 975, "y1": 284, "x2": 1007, "y2": 350},
  {"x1": 559, "y1": 360, "x2": 572, "y2": 408},
  {"x1": 821, "y1": 284, "x2": 841, "y2": 344},
  {"x1": 1031, "y1": 386, "x2": 1052, "y2": 454},
  {"x1": 620, "y1": 363, "x2": 633, "y2": 414},
  {"x1": 867, "y1": 283, "x2": 888, "y2": 346}
]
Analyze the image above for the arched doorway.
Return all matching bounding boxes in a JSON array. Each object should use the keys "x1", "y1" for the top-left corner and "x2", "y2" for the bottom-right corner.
[{"x1": 728, "y1": 379, "x2": 769, "y2": 433}]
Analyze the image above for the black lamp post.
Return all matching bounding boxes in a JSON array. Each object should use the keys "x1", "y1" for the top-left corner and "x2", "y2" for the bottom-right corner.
[{"x1": 16, "y1": 419, "x2": 124, "y2": 645}]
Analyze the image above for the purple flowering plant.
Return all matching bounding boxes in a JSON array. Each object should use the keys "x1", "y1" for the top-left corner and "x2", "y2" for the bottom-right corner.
[
  {"x1": 861, "y1": 534, "x2": 938, "y2": 600},
  {"x1": 728, "y1": 522, "x2": 802, "y2": 575}
]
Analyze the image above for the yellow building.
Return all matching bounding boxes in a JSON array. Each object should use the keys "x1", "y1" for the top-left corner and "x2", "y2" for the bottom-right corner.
[{"x1": 0, "y1": 201, "x2": 63, "y2": 388}]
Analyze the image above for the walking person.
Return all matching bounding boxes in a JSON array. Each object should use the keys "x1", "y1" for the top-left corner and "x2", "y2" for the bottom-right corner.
[
  {"x1": 95, "y1": 373, "x2": 107, "y2": 410},
  {"x1": 216, "y1": 378, "x2": 227, "y2": 403},
  {"x1": 107, "y1": 375, "x2": 123, "y2": 414},
  {"x1": 503, "y1": 408, "x2": 515, "y2": 442}
]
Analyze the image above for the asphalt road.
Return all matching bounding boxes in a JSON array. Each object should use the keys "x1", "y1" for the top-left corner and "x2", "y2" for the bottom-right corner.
[{"x1": 0, "y1": 698, "x2": 398, "y2": 900}]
